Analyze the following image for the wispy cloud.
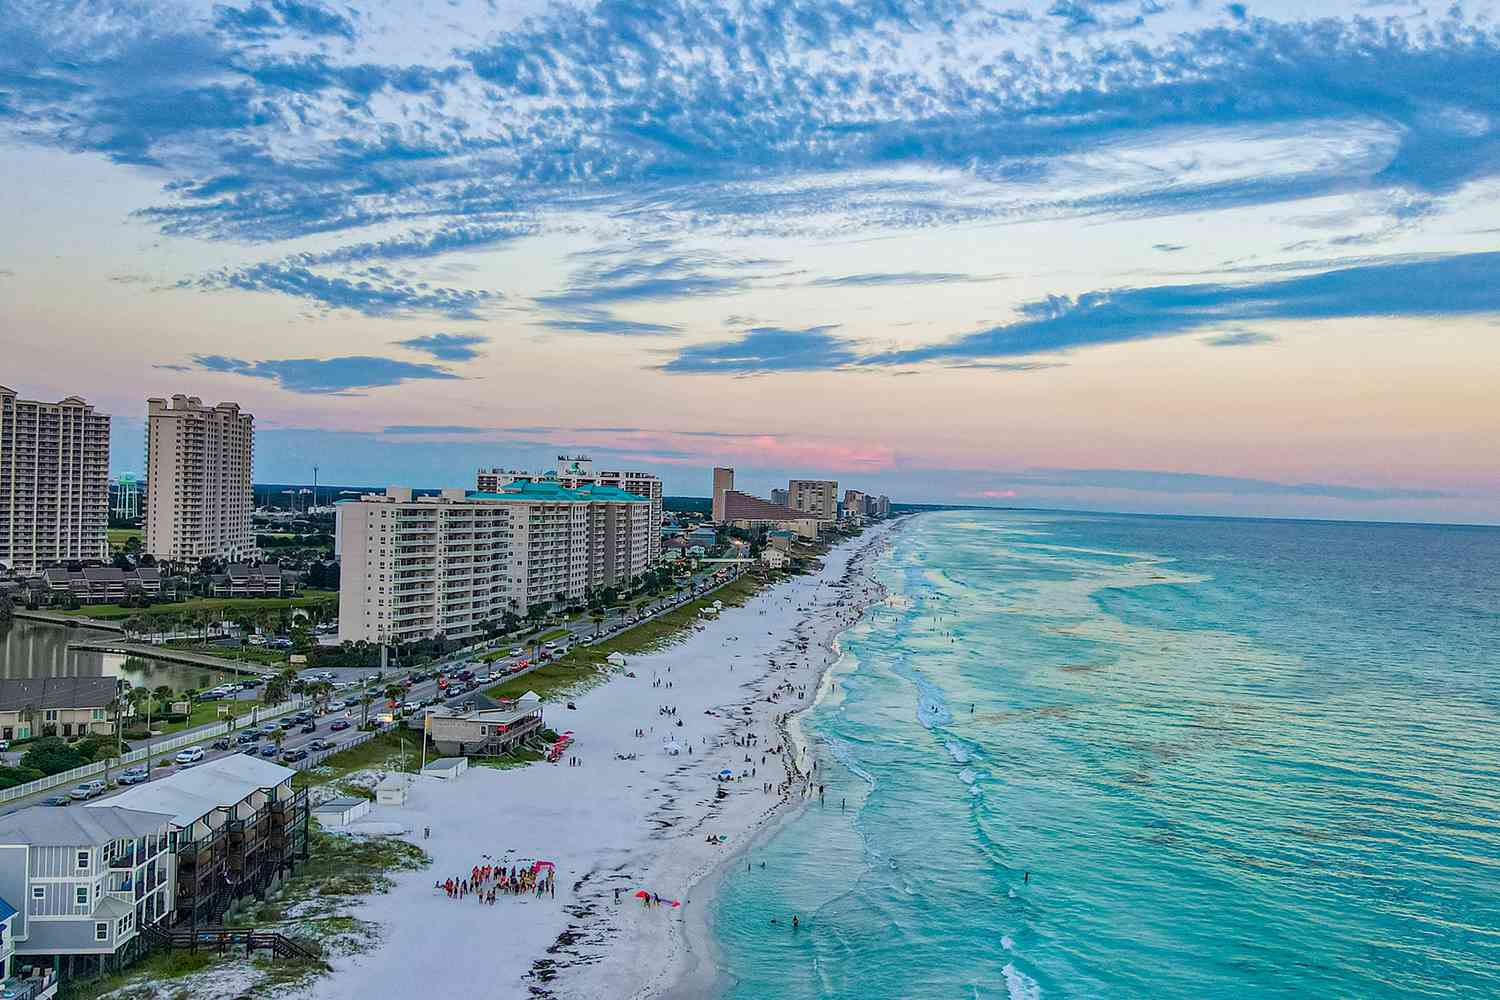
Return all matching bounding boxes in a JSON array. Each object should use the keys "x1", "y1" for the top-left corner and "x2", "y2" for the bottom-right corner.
[
  {"x1": 186, "y1": 354, "x2": 461, "y2": 394},
  {"x1": 536, "y1": 309, "x2": 681, "y2": 336},
  {"x1": 393, "y1": 333, "x2": 489, "y2": 361},
  {"x1": 870, "y1": 251, "x2": 1500, "y2": 366},
  {"x1": 809, "y1": 272, "x2": 992, "y2": 288},
  {"x1": 190, "y1": 262, "x2": 499, "y2": 319},
  {"x1": 1202, "y1": 330, "x2": 1277, "y2": 347},
  {"x1": 214, "y1": 0, "x2": 357, "y2": 41},
  {"x1": 380, "y1": 425, "x2": 491, "y2": 435},
  {"x1": 660, "y1": 326, "x2": 859, "y2": 375}
]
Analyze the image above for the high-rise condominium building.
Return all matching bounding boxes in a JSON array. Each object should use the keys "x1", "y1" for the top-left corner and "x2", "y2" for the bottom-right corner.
[
  {"x1": 788, "y1": 479, "x2": 839, "y2": 522},
  {"x1": 145, "y1": 395, "x2": 254, "y2": 564},
  {"x1": 337, "y1": 481, "x2": 652, "y2": 645},
  {"x1": 711, "y1": 467, "x2": 736, "y2": 522},
  {"x1": 477, "y1": 456, "x2": 663, "y2": 561},
  {"x1": 0, "y1": 387, "x2": 111, "y2": 574},
  {"x1": 769, "y1": 488, "x2": 789, "y2": 507}
]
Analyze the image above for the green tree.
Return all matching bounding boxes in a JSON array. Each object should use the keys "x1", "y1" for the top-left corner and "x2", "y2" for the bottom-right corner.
[{"x1": 19, "y1": 737, "x2": 86, "y2": 776}]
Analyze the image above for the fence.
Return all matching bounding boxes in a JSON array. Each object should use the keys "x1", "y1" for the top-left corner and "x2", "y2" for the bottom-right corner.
[
  {"x1": 0, "y1": 699, "x2": 306, "y2": 806},
  {"x1": 292, "y1": 725, "x2": 386, "y2": 771}
]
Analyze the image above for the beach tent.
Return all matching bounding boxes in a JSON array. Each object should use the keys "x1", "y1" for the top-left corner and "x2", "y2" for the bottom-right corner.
[
  {"x1": 664, "y1": 740, "x2": 682, "y2": 755},
  {"x1": 716, "y1": 768, "x2": 734, "y2": 781}
]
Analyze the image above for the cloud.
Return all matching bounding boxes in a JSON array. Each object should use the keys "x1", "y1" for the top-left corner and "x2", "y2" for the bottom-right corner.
[
  {"x1": 809, "y1": 272, "x2": 991, "y2": 288},
  {"x1": 536, "y1": 309, "x2": 681, "y2": 336},
  {"x1": 213, "y1": 0, "x2": 356, "y2": 41},
  {"x1": 186, "y1": 354, "x2": 461, "y2": 394},
  {"x1": 298, "y1": 222, "x2": 536, "y2": 265},
  {"x1": 1152, "y1": 243, "x2": 1186, "y2": 253},
  {"x1": 1202, "y1": 330, "x2": 1277, "y2": 347},
  {"x1": 1009, "y1": 468, "x2": 1450, "y2": 501},
  {"x1": 192, "y1": 262, "x2": 499, "y2": 319},
  {"x1": 380, "y1": 425, "x2": 491, "y2": 435},
  {"x1": 537, "y1": 248, "x2": 776, "y2": 310},
  {"x1": 393, "y1": 333, "x2": 489, "y2": 361},
  {"x1": 870, "y1": 251, "x2": 1500, "y2": 365},
  {"x1": 659, "y1": 326, "x2": 860, "y2": 375}
]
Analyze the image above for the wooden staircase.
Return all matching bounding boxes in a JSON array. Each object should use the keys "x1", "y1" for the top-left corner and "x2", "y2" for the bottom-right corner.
[{"x1": 142, "y1": 925, "x2": 322, "y2": 963}]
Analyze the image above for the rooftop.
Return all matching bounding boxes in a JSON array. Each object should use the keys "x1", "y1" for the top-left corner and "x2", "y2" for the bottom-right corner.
[
  {"x1": 0, "y1": 805, "x2": 169, "y2": 847},
  {"x1": 97, "y1": 753, "x2": 295, "y2": 828},
  {"x1": 0, "y1": 676, "x2": 119, "y2": 712}
]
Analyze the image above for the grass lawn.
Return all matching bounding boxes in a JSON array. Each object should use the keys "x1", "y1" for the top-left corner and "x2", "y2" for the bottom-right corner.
[
  {"x1": 166, "y1": 641, "x2": 292, "y2": 666},
  {"x1": 483, "y1": 574, "x2": 763, "y2": 703},
  {"x1": 147, "y1": 698, "x2": 264, "y2": 736},
  {"x1": 106, "y1": 527, "x2": 142, "y2": 553},
  {"x1": 292, "y1": 730, "x2": 419, "y2": 790},
  {"x1": 56, "y1": 591, "x2": 338, "y2": 621}
]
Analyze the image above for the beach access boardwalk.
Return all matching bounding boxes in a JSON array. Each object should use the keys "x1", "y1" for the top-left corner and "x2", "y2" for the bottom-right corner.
[{"x1": 63, "y1": 638, "x2": 277, "y2": 677}]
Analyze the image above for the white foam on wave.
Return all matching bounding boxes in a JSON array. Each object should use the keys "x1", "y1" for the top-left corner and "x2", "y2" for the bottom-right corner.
[
  {"x1": 946, "y1": 740, "x2": 971, "y2": 763},
  {"x1": 1001, "y1": 935, "x2": 1014, "y2": 951},
  {"x1": 1002, "y1": 962, "x2": 1042, "y2": 1000},
  {"x1": 958, "y1": 768, "x2": 977, "y2": 785}
]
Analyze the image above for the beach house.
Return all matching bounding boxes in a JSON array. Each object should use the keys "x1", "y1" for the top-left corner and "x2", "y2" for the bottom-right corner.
[
  {"x1": 96, "y1": 754, "x2": 308, "y2": 928},
  {"x1": 0, "y1": 678, "x2": 120, "y2": 741},
  {"x1": 0, "y1": 805, "x2": 175, "y2": 979},
  {"x1": 427, "y1": 694, "x2": 545, "y2": 756}
]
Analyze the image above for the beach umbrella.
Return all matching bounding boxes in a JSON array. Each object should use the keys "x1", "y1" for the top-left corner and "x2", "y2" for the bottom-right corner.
[
  {"x1": 717, "y1": 768, "x2": 734, "y2": 780},
  {"x1": 635, "y1": 890, "x2": 650, "y2": 899}
]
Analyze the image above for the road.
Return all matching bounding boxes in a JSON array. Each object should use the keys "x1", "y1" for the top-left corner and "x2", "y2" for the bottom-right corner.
[{"x1": 1, "y1": 566, "x2": 745, "y2": 815}]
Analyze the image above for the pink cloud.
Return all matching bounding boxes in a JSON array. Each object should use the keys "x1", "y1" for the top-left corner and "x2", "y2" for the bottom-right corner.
[{"x1": 963, "y1": 489, "x2": 1018, "y2": 499}]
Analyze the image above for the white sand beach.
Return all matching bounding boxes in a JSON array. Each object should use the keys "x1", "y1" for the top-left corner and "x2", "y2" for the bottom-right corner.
[{"x1": 302, "y1": 521, "x2": 898, "y2": 1000}]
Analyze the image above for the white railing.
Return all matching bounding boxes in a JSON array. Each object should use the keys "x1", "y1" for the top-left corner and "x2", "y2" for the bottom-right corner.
[{"x1": 0, "y1": 699, "x2": 306, "y2": 805}]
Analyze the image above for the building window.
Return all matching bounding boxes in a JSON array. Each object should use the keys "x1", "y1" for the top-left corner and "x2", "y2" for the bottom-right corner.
[
  {"x1": 31, "y1": 887, "x2": 43, "y2": 901},
  {"x1": 76, "y1": 850, "x2": 89, "y2": 870},
  {"x1": 95, "y1": 922, "x2": 108, "y2": 941},
  {"x1": 76, "y1": 886, "x2": 88, "y2": 906}
]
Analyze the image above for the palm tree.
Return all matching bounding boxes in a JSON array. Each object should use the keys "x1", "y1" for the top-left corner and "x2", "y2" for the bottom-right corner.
[{"x1": 358, "y1": 690, "x2": 375, "y2": 729}]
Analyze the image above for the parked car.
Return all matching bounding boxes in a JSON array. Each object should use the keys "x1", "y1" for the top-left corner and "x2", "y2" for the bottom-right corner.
[
  {"x1": 258, "y1": 744, "x2": 280, "y2": 757},
  {"x1": 42, "y1": 794, "x2": 71, "y2": 807},
  {"x1": 330, "y1": 720, "x2": 351, "y2": 732},
  {"x1": 236, "y1": 731, "x2": 259, "y2": 745},
  {"x1": 308, "y1": 738, "x2": 335, "y2": 751},
  {"x1": 509, "y1": 648, "x2": 523, "y2": 657},
  {"x1": 300, "y1": 722, "x2": 316, "y2": 734},
  {"x1": 196, "y1": 690, "x2": 224, "y2": 702},
  {"x1": 68, "y1": 780, "x2": 107, "y2": 800},
  {"x1": 116, "y1": 767, "x2": 149, "y2": 785},
  {"x1": 211, "y1": 738, "x2": 231, "y2": 751},
  {"x1": 280, "y1": 748, "x2": 309, "y2": 763},
  {"x1": 279, "y1": 718, "x2": 299, "y2": 730},
  {"x1": 326, "y1": 700, "x2": 347, "y2": 712},
  {"x1": 174, "y1": 746, "x2": 205, "y2": 766}
]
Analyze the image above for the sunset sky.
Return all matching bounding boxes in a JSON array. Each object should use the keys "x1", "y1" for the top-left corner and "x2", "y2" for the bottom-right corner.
[{"x1": 4, "y1": 0, "x2": 1499, "y2": 522}]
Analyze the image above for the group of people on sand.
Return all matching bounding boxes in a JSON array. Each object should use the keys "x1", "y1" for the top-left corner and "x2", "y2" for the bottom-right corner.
[{"x1": 436, "y1": 862, "x2": 556, "y2": 903}]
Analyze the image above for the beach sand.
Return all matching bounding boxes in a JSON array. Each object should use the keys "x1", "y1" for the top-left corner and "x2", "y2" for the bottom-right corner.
[{"x1": 301, "y1": 522, "x2": 897, "y2": 1000}]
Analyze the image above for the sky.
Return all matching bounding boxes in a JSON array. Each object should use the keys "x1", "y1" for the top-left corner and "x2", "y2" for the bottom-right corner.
[{"x1": 3, "y1": 0, "x2": 1500, "y2": 524}]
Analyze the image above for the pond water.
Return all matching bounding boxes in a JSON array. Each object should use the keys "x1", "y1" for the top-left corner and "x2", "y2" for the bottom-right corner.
[{"x1": 0, "y1": 618, "x2": 236, "y2": 693}]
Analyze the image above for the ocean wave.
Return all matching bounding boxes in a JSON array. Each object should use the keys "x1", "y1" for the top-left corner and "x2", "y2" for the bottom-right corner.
[
  {"x1": 1002, "y1": 963, "x2": 1042, "y2": 1000},
  {"x1": 946, "y1": 740, "x2": 972, "y2": 764},
  {"x1": 1001, "y1": 935, "x2": 1015, "y2": 951}
]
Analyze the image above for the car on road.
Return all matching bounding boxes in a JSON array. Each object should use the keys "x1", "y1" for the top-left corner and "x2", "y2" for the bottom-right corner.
[
  {"x1": 258, "y1": 744, "x2": 280, "y2": 757},
  {"x1": 68, "y1": 779, "x2": 108, "y2": 800},
  {"x1": 402, "y1": 701, "x2": 422, "y2": 714},
  {"x1": 211, "y1": 738, "x2": 232, "y2": 751},
  {"x1": 326, "y1": 700, "x2": 347, "y2": 712},
  {"x1": 509, "y1": 648, "x2": 522, "y2": 657},
  {"x1": 308, "y1": 738, "x2": 335, "y2": 751},
  {"x1": 116, "y1": 766, "x2": 149, "y2": 785},
  {"x1": 279, "y1": 718, "x2": 299, "y2": 730},
  {"x1": 280, "y1": 748, "x2": 309, "y2": 763},
  {"x1": 329, "y1": 720, "x2": 351, "y2": 732},
  {"x1": 42, "y1": 794, "x2": 71, "y2": 807},
  {"x1": 174, "y1": 746, "x2": 205, "y2": 766},
  {"x1": 300, "y1": 722, "x2": 316, "y2": 734}
]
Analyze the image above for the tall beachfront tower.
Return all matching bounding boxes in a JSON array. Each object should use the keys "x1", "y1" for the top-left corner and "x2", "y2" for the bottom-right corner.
[
  {"x1": 711, "y1": 467, "x2": 735, "y2": 522},
  {"x1": 0, "y1": 387, "x2": 111, "y2": 573},
  {"x1": 788, "y1": 479, "x2": 838, "y2": 521},
  {"x1": 144, "y1": 395, "x2": 255, "y2": 565}
]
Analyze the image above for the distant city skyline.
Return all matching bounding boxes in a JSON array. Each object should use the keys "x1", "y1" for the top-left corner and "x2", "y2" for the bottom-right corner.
[{"x1": 5, "y1": 2, "x2": 1500, "y2": 525}]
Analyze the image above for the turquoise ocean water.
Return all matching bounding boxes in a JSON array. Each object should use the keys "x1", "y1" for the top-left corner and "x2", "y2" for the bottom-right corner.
[{"x1": 710, "y1": 511, "x2": 1500, "y2": 999}]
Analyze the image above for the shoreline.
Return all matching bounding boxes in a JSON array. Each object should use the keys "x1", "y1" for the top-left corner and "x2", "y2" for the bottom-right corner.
[
  {"x1": 650, "y1": 522, "x2": 899, "y2": 1000},
  {"x1": 292, "y1": 518, "x2": 905, "y2": 1000}
]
